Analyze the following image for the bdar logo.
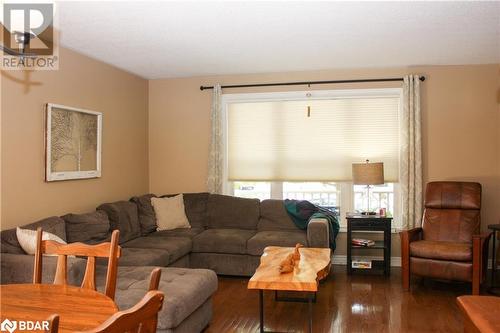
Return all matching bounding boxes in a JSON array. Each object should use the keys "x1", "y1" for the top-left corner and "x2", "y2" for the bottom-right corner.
[{"x1": 0, "y1": 319, "x2": 17, "y2": 333}]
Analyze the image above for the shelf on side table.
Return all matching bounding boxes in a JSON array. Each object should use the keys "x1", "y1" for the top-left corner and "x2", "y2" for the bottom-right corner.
[{"x1": 351, "y1": 240, "x2": 386, "y2": 249}]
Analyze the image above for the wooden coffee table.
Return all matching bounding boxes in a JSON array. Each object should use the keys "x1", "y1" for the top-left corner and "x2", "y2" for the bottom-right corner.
[{"x1": 248, "y1": 246, "x2": 331, "y2": 333}]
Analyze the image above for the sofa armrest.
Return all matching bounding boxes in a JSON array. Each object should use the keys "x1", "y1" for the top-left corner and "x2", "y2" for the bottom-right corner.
[
  {"x1": 307, "y1": 218, "x2": 329, "y2": 248},
  {"x1": 0, "y1": 253, "x2": 86, "y2": 285}
]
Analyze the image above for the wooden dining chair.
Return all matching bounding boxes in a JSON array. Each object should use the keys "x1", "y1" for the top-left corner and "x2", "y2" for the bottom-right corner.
[
  {"x1": 47, "y1": 314, "x2": 59, "y2": 333},
  {"x1": 34, "y1": 227, "x2": 122, "y2": 299},
  {"x1": 76, "y1": 290, "x2": 164, "y2": 333},
  {"x1": 77, "y1": 269, "x2": 164, "y2": 333}
]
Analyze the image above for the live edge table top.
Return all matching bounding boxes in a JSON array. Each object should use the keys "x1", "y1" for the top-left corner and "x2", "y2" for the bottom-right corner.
[{"x1": 248, "y1": 246, "x2": 332, "y2": 292}]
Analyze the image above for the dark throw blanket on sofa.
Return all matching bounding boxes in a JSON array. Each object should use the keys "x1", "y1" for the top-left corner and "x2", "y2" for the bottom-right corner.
[{"x1": 284, "y1": 199, "x2": 340, "y2": 250}]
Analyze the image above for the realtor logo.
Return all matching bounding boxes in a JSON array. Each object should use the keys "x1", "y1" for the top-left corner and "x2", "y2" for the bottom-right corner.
[
  {"x1": 1, "y1": 2, "x2": 59, "y2": 70},
  {"x1": 0, "y1": 319, "x2": 17, "y2": 333},
  {"x1": 0, "y1": 318, "x2": 49, "y2": 332}
]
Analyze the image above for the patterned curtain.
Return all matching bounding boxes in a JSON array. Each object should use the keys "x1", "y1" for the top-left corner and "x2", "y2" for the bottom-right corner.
[
  {"x1": 207, "y1": 84, "x2": 223, "y2": 194},
  {"x1": 400, "y1": 75, "x2": 423, "y2": 229}
]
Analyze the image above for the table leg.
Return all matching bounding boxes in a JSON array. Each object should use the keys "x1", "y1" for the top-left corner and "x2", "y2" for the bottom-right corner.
[
  {"x1": 308, "y1": 292, "x2": 313, "y2": 333},
  {"x1": 260, "y1": 290, "x2": 264, "y2": 333}
]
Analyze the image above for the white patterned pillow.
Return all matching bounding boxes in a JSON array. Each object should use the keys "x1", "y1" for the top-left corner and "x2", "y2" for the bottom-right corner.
[{"x1": 16, "y1": 227, "x2": 66, "y2": 255}]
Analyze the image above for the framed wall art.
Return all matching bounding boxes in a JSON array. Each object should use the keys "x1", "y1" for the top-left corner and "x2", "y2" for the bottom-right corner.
[{"x1": 45, "y1": 103, "x2": 102, "y2": 181}]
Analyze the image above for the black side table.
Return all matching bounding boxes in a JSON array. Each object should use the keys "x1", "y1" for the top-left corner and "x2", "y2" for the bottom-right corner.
[
  {"x1": 488, "y1": 224, "x2": 500, "y2": 295},
  {"x1": 347, "y1": 216, "x2": 392, "y2": 276}
]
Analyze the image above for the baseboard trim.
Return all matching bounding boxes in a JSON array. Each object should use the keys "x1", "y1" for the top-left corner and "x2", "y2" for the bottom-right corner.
[{"x1": 332, "y1": 255, "x2": 496, "y2": 269}]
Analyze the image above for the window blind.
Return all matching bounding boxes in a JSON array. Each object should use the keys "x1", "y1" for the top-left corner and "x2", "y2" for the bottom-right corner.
[{"x1": 227, "y1": 97, "x2": 400, "y2": 182}]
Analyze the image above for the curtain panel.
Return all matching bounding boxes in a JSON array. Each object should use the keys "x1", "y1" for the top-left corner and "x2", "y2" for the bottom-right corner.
[
  {"x1": 207, "y1": 84, "x2": 223, "y2": 194},
  {"x1": 400, "y1": 75, "x2": 423, "y2": 229}
]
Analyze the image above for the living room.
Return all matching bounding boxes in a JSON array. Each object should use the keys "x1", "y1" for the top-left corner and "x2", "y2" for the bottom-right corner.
[{"x1": 1, "y1": 1, "x2": 499, "y2": 332}]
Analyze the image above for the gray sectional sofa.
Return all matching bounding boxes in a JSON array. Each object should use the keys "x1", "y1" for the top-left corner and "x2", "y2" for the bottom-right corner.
[{"x1": 0, "y1": 192, "x2": 330, "y2": 332}]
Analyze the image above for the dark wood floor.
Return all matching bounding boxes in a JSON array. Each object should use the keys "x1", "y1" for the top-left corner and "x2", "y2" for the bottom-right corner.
[{"x1": 205, "y1": 266, "x2": 487, "y2": 333}]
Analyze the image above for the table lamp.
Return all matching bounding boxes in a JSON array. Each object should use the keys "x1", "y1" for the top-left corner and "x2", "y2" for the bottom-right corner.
[{"x1": 352, "y1": 159, "x2": 384, "y2": 215}]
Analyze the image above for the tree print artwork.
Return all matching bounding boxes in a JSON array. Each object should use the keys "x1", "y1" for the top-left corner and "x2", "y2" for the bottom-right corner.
[{"x1": 46, "y1": 104, "x2": 101, "y2": 181}]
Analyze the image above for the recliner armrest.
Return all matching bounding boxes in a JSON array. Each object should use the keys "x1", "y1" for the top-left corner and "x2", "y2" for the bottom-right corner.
[
  {"x1": 400, "y1": 227, "x2": 423, "y2": 245},
  {"x1": 472, "y1": 231, "x2": 492, "y2": 293},
  {"x1": 400, "y1": 227, "x2": 423, "y2": 291},
  {"x1": 307, "y1": 218, "x2": 329, "y2": 248}
]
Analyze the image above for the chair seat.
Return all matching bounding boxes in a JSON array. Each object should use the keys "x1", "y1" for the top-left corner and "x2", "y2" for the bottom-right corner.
[{"x1": 410, "y1": 240, "x2": 472, "y2": 261}]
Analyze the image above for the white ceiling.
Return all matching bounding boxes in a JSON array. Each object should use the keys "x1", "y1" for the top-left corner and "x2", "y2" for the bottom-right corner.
[{"x1": 56, "y1": 1, "x2": 500, "y2": 79}]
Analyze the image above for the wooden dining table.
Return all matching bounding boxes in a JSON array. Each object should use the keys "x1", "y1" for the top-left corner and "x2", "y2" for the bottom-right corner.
[{"x1": 0, "y1": 284, "x2": 118, "y2": 332}]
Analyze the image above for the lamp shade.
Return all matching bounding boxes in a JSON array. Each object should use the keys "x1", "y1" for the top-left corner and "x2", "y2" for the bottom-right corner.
[{"x1": 352, "y1": 161, "x2": 384, "y2": 185}]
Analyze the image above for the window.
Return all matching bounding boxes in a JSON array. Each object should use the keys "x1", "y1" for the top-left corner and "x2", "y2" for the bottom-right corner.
[
  {"x1": 233, "y1": 181, "x2": 271, "y2": 201},
  {"x1": 283, "y1": 182, "x2": 340, "y2": 209},
  {"x1": 353, "y1": 183, "x2": 395, "y2": 216},
  {"x1": 222, "y1": 89, "x2": 402, "y2": 230}
]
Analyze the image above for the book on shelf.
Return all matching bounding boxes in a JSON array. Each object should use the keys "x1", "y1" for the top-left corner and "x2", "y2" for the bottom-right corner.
[
  {"x1": 352, "y1": 259, "x2": 372, "y2": 269},
  {"x1": 352, "y1": 238, "x2": 376, "y2": 247}
]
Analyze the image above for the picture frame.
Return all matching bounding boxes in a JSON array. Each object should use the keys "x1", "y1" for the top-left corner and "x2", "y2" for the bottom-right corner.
[{"x1": 45, "y1": 103, "x2": 102, "y2": 181}]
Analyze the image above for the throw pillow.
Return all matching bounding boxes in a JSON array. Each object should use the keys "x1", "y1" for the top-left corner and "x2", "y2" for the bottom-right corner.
[
  {"x1": 151, "y1": 194, "x2": 191, "y2": 231},
  {"x1": 16, "y1": 227, "x2": 66, "y2": 255}
]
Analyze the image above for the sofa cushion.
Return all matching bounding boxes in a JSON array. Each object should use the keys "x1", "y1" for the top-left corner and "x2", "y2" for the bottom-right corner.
[
  {"x1": 257, "y1": 199, "x2": 297, "y2": 231},
  {"x1": 97, "y1": 247, "x2": 170, "y2": 267},
  {"x1": 247, "y1": 230, "x2": 308, "y2": 256},
  {"x1": 1, "y1": 216, "x2": 66, "y2": 254},
  {"x1": 149, "y1": 227, "x2": 204, "y2": 239},
  {"x1": 192, "y1": 229, "x2": 256, "y2": 254},
  {"x1": 161, "y1": 192, "x2": 209, "y2": 228},
  {"x1": 207, "y1": 194, "x2": 260, "y2": 230},
  {"x1": 130, "y1": 194, "x2": 157, "y2": 235},
  {"x1": 121, "y1": 236, "x2": 192, "y2": 264},
  {"x1": 62, "y1": 210, "x2": 110, "y2": 244},
  {"x1": 96, "y1": 266, "x2": 217, "y2": 330},
  {"x1": 410, "y1": 240, "x2": 472, "y2": 262},
  {"x1": 97, "y1": 201, "x2": 141, "y2": 244}
]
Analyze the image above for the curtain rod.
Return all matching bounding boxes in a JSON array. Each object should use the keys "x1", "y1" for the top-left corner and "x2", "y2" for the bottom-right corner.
[{"x1": 199, "y1": 76, "x2": 425, "y2": 91}]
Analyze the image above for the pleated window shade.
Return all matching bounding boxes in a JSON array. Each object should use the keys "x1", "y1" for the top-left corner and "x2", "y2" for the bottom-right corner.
[{"x1": 227, "y1": 97, "x2": 400, "y2": 182}]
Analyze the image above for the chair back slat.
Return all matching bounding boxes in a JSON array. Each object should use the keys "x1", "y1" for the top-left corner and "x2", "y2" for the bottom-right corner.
[
  {"x1": 53, "y1": 255, "x2": 68, "y2": 285},
  {"x1": 33, "y1": 228, "x2": 43, "y2": 284},
  {"x1": 33, "y1": 227, "x2": 121, "y2": 300},
  {"x1": 76, "y1": 291, "x2": 164, "y2": 333},
  {"x1": 82, "y1": 256, "x2": 96, "y2": 290},
  {"x1": 148, "y1": 268, "x2": 161, "y2": 291}
]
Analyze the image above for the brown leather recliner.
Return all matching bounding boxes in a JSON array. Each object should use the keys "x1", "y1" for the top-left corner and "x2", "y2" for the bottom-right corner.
[{"x1": 400, "y1": 181, "x2": 492, "y2": 294}]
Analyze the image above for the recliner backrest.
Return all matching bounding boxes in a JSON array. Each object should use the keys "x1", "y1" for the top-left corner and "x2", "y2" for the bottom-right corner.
[{"x1": 422, "y1": 181, "x2": 481, "y2": 243}]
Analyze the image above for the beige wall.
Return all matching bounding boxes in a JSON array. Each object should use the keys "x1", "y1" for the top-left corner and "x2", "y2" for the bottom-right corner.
[
  {"x1": 1, "y1": 47, "x2": 149, "y2": 229},
  {"x1": 1, "y1": 50, "x2": 498, "y2": 258},
  {"x1": 149, "y1": 64, "x2": 499, "y2": 256}
]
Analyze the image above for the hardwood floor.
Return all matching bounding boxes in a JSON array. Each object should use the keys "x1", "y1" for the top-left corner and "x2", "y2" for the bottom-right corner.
[{"x1": 205, "y1": 265, "x2": 478, "y2": 333}]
